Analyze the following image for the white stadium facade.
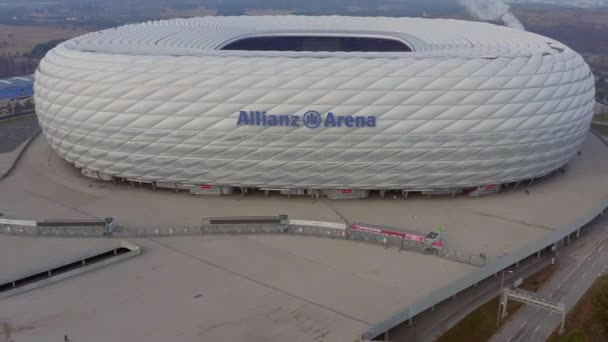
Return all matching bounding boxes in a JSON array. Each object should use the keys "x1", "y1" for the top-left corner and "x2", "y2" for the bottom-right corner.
[{"x1": 34, "y1": 16, "x2": 595, "y2": 198}]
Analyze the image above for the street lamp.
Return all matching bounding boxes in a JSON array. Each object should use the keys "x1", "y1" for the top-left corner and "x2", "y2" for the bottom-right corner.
[{"x1": 496, "y1": 269, "x2": 514, "y2": 327}]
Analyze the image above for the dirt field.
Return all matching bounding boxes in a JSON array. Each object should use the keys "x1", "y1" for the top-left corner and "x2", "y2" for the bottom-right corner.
[
  {"x1": 159, "y1": 7, "x2": 217, "y2": 18},
  {"x1": 0, "y1": 24, "x2": 88, "y2": 56}
]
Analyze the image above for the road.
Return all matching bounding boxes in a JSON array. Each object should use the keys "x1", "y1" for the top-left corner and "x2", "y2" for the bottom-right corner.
[
  {"x1": 389, "y1": 211, "x2": 608, "y2": 342},
  {"x1": 389, "y1": 256, "x2": 551, "y2": 341},
  {"x1": 490, "y1": 214, "x2": 608, "y2": 342}
]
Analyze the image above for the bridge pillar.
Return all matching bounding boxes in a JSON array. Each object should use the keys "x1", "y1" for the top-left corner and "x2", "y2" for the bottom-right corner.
[
  {"x1": 537, "y1": 250, "x2": 542, "y2": 258},
  {"x1": 577, "y1": 228, "x2": 581, "y2": 238},
  {"x1": 501, "y1": 292, "x2": 508, "y2": 318}
]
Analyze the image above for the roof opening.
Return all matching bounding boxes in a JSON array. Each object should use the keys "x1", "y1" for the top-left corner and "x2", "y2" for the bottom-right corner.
[{"x1": 221, "y1": 36, "x2": 412, "y2": 52}]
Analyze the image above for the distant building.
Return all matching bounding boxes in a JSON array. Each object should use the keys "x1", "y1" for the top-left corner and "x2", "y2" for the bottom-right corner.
[{"x1": 0, "y1": 75, "x2": 35, "y2": 117}]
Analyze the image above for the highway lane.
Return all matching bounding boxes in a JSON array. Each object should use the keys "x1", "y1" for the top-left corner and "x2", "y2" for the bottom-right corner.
[
  {"x1": 391, "y1": 210, "x2": 608, "y2": 342},
  {"x1": 491, "y1": 215, "x2": 608, "y2": 342}
]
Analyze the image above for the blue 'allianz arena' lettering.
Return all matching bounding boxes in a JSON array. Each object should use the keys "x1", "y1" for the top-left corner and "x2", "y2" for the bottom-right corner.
[
  {"x1": 237, "y1": 110, "x2": 376, "y2": 128},
  {"x1": 324, "y1": 112, "x2": 376, "y2": 128},
  {"x1": 237, "y1": 111, "x2": 299, "y2": 127}
]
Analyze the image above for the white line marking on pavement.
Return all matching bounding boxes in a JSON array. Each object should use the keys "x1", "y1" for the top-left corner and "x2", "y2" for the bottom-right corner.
[
  {"x1": 534, "y1": 324, "x2": 541, "y2": 333},
  {"x1": 573, "y1": 283, "x2": 578, "y2": 290},
  {"x1": 520, "y1": 322, "x2": 527, "y2": 329},
  {"x1": 535, "y1": 308, "x2": 540, "y2": 313},
  {"x1": 600, "y1": 245, "x2": 604, "y2": 252},
  {"x1": 506, "y1": 337, "x2": 512, "y2": 342}
]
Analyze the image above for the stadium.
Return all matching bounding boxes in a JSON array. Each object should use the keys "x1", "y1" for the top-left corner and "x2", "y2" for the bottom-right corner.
[{"x1": 34, "y1": 16, "x2": 596, "y2": 198}]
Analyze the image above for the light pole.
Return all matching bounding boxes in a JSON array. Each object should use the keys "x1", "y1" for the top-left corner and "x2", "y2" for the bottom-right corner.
[{"x1": 496, "y1": 269, "x2": 514, "y2": 327}]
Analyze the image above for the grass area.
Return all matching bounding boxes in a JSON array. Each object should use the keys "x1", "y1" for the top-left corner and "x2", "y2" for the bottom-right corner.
[
  {"x1": 436, "y1": 263, "x2": 560, "y2": 342},
  {"x1": 548, "y1": 276, "x2": 608, "y2": 342},
  {"x1": 0, "y1": 24, "x2": 88, "y2": 56}
]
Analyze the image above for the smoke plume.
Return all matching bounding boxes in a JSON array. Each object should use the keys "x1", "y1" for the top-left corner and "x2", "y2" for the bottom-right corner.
[{"x1": 459, "y1": 0, "x2": 525, "y2": 31}]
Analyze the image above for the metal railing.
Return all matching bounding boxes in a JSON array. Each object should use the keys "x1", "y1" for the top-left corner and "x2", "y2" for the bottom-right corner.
[{"x1": 0, "y1": 216, "x2": 483, "y2": 268}]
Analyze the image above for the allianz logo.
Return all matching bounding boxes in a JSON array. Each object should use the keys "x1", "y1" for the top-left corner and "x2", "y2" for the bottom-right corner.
[{"x1": 236, "y1": 110, "x2": 377, "y2": 128}]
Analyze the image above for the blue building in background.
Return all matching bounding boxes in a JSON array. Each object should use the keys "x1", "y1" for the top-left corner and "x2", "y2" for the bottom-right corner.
[{"x1": 0, "y1": 75, "x2": 35, "y2": 118}]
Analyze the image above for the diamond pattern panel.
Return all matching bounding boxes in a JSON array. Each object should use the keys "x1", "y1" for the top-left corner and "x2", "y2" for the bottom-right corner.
[{"x1": 34, "y1": 16, "x2": 595, "y2": 189}]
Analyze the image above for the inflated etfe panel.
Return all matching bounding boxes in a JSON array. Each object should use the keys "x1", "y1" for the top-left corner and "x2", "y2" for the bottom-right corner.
[{"x1": 35, "y1": 16, "x2": 595, "y2": 190}]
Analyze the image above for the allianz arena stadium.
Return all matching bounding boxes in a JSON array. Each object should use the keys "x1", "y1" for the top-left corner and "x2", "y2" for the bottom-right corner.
[{"x1": 34, "y1": 16, "x2": 595, "y2": 198}]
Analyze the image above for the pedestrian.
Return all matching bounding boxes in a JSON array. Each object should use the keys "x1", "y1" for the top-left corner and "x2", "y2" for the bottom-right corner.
[{"x1": 64, "y1": 335, "x2": 70, "y2": 342}]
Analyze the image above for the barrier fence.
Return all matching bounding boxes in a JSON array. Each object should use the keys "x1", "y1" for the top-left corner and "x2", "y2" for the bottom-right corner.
[{"x1": 0, "y1": 216, "x2": 483, "y2": 267}]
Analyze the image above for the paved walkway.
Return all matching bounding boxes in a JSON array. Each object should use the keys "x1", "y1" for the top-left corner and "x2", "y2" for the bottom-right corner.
[
  {"x1": 0, "y1": 140, "x2": 28, "y2": 179},
  {"x1": 1, "y1": 132, "x2": 608, "y2": 341},
  {"x1": 0, "y1": 115, "x2": 39, "y2": 179},
  {"x1": 0, "y1": 234, "x2": 473, "y2": 342}
]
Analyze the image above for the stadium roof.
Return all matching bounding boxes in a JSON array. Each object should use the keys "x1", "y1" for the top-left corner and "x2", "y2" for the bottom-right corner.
[{"x1": 64, "y1": 16, "x2": 567, "y2": 59}]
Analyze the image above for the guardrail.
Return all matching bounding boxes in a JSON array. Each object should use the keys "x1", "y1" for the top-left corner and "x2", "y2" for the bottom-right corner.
[{"x1": 0, "y1": 216, "x2": 483, "y2": 268}]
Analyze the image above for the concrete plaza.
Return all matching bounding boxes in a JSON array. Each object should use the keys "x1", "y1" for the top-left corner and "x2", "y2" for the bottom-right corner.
[{"x1": 1, "y1": 132, "x2": 608, "y2": 341}]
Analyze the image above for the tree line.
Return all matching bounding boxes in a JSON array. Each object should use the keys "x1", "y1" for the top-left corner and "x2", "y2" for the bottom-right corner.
[{"x1": 0, "y1": 39, "x2": 65, "y2": 78}]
